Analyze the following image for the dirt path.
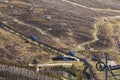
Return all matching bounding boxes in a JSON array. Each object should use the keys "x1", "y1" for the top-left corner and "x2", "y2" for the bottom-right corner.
[
  {"x1": 0, "y1": 10, "x2": 68, "y2": 48},
  {"x1": 77, "y1": 19, "x2": 99, "y2": 50},
  {"x1": 62, "y1": 0, "x2": 120, "y2": 12},
  {"x1": 78, "y1": 15, "x2": 120, "y2": 50},
  {"x1": 2, "y1": 0, "x2": 120, "y2": 51},
  {"x1": 29, "y1": 63, "x2": 73, "y2": 67},
  {"x1": 61, "y1": 0, "x2": 120, "y2": 50}
]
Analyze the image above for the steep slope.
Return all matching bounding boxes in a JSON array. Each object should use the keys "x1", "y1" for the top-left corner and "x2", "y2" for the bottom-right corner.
[
  {"x1": 0, "y1": 0, "x2": 120, "y2": 80},
  {"x1": 69, "y1": 0, "x2": 120, "y2": 10},
  {"x1": 0, "y1": 28, "x2": 52, "y2": 64},
  {"x1": 0, "y1": 0, "x2": 120, "y2": 59}
]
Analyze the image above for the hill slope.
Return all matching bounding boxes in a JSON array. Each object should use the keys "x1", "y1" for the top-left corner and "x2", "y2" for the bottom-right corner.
[
  {"x1": 0, "y1": 0, "x2": 120, "y2": 80},
  {"x1": 0, "y1": 28, "x2": 52, "y2": 64}
]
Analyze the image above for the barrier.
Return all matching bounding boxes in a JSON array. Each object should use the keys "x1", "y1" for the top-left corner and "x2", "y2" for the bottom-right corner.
[{"x1": 0, "y1": 64, "x2": 57, "y2": 80}]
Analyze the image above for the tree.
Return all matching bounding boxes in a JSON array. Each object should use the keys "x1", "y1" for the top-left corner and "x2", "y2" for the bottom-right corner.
[
  {"x1": 32, "y1": 58, "x2": 39, "y2": 65},
  {"x1": 32, "y1": 58, "x2": 39, "y2": 72}
]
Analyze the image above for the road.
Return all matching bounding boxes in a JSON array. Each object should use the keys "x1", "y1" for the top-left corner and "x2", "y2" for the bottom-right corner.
[{"x1": 62, "y1": 0, "x2": 120, "y2": 12}]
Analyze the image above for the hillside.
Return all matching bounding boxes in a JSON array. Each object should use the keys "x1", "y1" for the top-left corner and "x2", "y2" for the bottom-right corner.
[
  {"x1": 0, "y1": 0, "x2": 120, "y2": 79},
  {"x1": 69, "y1": 0, "x2": 120, "y2": 10},
  {"x1": 0, "y1": 0, "x2": 120, "y2": 50},
  {"x1": 0, "y1": 28, "x2": 52, "y2": 64}
]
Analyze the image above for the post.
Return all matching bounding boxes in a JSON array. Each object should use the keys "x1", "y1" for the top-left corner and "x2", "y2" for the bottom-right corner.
[{"x1": 105, "y1": 55, "x2": 108, "y2": 80}]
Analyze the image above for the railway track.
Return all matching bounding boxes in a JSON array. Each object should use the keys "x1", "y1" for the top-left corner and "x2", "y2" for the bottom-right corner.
[
  {"x1": 0, "y1": 22, "x2": 95, "y2": 80},
  {"x1": 0, "y1": 21, "x2": 81, "y2": 61},
  {"x1": 0, "y1": 22, "x2": 67, "y2": 54}
]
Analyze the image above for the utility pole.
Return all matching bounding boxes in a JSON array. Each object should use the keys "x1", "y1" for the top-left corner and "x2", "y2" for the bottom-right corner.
[
  {"x1": 96, "y1": 55, "x2": 108, "y2": 80},
  {"x1": 105, "y1": 55, "x2": 108, "y2": 80}
]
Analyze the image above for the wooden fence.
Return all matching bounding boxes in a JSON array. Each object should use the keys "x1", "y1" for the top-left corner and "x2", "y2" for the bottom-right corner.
[{"x1": 0, "y1": 64, "x2": 57, "y2": 80}]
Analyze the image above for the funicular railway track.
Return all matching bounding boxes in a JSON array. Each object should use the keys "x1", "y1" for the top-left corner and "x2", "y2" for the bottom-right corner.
[
  {"x1": 0, "y1": 22, "x2": 67, "y2": 55},
  {"x1": 0, "y1": 21, "x2": 81, "y2": 61},
  {"x1": 0, "y1": 22, "x2": 95, "y2": 80}
]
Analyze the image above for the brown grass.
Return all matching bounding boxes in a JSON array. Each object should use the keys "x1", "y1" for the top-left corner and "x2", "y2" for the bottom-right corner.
[{"x1": 0, "y1": 28, "x2": 52, "y2": 64}]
